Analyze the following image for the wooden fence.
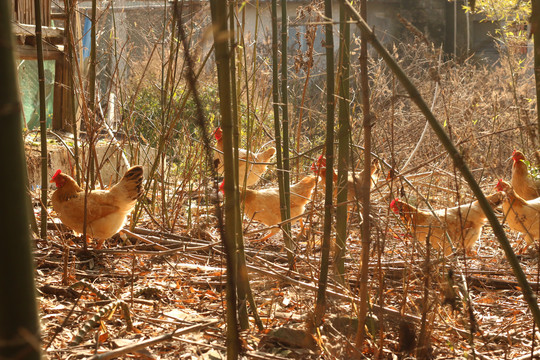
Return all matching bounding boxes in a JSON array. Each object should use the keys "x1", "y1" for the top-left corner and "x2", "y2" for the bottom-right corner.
[{"x1": 12, "y1": 0, "x2": 51, "y2": 26}]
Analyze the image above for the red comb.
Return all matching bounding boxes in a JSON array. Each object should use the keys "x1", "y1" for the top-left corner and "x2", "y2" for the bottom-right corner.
[
  {"x1": 390, "y1": 198, "x2": 400, "y2": 214},
  {"x1": 512, "y1": 150, "x2": 525, "y2": 161},
  {"x1": 214, "y1": 127, "x2": 222, "y2": 140},
  {"x1": 51, "y1": 169, "x2": 62, "y2": 180},
  {"x1": 495, "y1": 179, "x2": 504, "y2": 191},
  {"x1": 312, "y1": 156, "x2": 325, "y2": 174}
]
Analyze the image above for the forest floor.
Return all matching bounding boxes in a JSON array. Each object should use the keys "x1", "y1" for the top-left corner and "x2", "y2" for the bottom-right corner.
[{"x1": 36, "y1": 186, "x2": 540, "y2": 359}]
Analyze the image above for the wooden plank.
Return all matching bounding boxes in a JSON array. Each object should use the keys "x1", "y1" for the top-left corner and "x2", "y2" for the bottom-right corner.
[
  {"x1": 51, "y1": 12, "x2": 66, "y2": 20},
  {"x1": 44, "y1": 0, "x2": 51, "y2": 26},
  {"x1": 17, "y1": 44, "x2": 63, "y2": 61},
  {"x1": 12, "y1": 23, "x2": 65, "y2": 42}
]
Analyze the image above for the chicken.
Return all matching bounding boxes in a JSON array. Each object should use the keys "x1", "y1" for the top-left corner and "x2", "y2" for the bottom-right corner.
[
  {"x1": 496, "y1": 179, "x2": 540, "y2": 247},
  {"x1": 214, "y1": 127, "x2": 276, "y2": 187},
  {"x1": 511, "y1": 150, "x2": 540, "y2": 200},
  {"x1": 50, "y1": 166, "x2": 144, "y2": 246},
  {"x1": 346, "y1": 160, "x2": 381, "y2": 202},
  {"x1": 390, "y1": 192, "x2": 505, "y2": 255},
  {"x1": 221, "y1": 175, "x2": 317, "y2": 241},
  {"x1": 311, "y1": 155, "x2": 381, "y2": 203}
]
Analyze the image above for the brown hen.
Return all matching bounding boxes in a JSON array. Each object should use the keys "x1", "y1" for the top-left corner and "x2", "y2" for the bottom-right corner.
[
  {"x1": 221, "y1": 175, "x2": 317, "y2": 241},
  {"x1": 496, "y1": 179, "x2": 540, "y2": 248},
  {"x1": 511, "y1": 150, "x2": 540, "y2": 200},
  {"x1": 214, "y1": 127, "x2": 275, "y2": 187},
  {"x1": 390, "y1": 192, "x2": 504, "y2": 255},
  {"x1": 311, "y1": 155, "x2": 381, "y2": 203},
  {"x1": 50, "y1": 166, "x2": 144, "y2": 246}
]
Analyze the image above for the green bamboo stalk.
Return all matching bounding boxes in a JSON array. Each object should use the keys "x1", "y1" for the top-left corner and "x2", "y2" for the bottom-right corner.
[
  {"x1": 0, "y1": 1, "x2": 41, "y2": 357},
  {"x1": 314, "y1": 0, "x2": 335, "y2": 327},
  {"x1": 280, "y1": 0, "x2": 293, "y2": 254},
  {"x1": 335, "y1": 0, "x2": 351, "y2": 281},
  {"x1": 236, "y1": 3, "x2": 265, "y2": 331},
  {"x1": 26, "y1": 165, "x2": 39, "y2": 236},
  {"x1": 271, "y1": 0, "x2": 295, "y2": 268},
  {"x1": 35, "y1": 0, "x2": 48, "y2": 239},
  {"x1": 532, "y1": 0, "x2": 540, "y2": 146},
  {"x1": 339, "y1": 0, "x2": 540, "y2": 328},
  {"x1": 65, "y1": 0, "x2": 81, "y2": 184},
  {"x1": 209, "y1": 1, "x2": 241, "y2": 357},
  {"x1": 354, "y1": 0, "x2": 372, "y2": 346},
  {"x1": 295, "y1": 20, "x2": 316, "y2": 181},
  {"x1": 87, "y1": 0, "x2": 97, "y2": 188},
  {"x1": 229, "y1": 1, "x2": 250, "y2": 331},
  {"x1": 81, "y1": 0, "x2": 98, "y2": 248},
  {"x1": 159, "y1": 0, "x2": 180, "y2": 229}
]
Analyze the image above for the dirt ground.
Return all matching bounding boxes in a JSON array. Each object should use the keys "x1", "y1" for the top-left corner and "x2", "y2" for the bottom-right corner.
[{"x1": 35, "y1": 178, "x2": 540, "y2": 359}]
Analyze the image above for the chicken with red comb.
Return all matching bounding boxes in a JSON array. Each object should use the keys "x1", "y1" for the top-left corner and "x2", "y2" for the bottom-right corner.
[
  {"x1": 213, "y1": 126, "x2": 275, "y2": 187},
  {"x1": 511, "y1": 150, "x2": 540, "y2": 200},
  {"x1": 221, "y1": 173, "x2": 317, "y2": 241},
  {"x1": 496, "y1": 179, "x2": 540, "y2": 249},
  {"x1": 390, "y1": 192, "x2": 504, "y2": 255},
  {"x1": 312, "y1": 155, "x2": 380, "y2": 205},
  {"x1": 50, "y1": 166, "x2": 144, "y2": 247}
]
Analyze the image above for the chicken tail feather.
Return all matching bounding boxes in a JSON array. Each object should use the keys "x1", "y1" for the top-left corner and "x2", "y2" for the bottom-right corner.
[
  {"x1": 115, "y1": 165, "x2": 144, "y2": 201},
  {"x1": 261, "y1": 147, "x2": 276, "y2": 161},
  {"x1": 485, "y1": 191, "x2": 505, "y2": 208}
]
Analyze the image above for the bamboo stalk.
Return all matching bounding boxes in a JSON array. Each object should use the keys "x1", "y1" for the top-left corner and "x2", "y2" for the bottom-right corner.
[
  {"x1": 65, "y1": 0, "x2": 81, "y2": 184},
  {"x1": 335, "y1": 0, "x2": 351, "y2": 281},
  {"x1": 0, "y1": 1, "x2": 41, "y2": 357},
  {"x1": 271, "y1": 0, "x2": 295, "y2": 268},
  {"x1": 313, "y1": 0, "x2": 335, "y2": 327},
  {"x1": 87, "y1": 0, "x2": 97, "y2": 188},
  {"x1": 81, "y1": 0, "x2": 98, "y2": 248},
  {"x1": 280, "y1": 0, "x2": 293, "y2": 256},
  {"x1": 35, "y1": 0, "x2": 48, "y2": 239},
  {"x1": 354, "y1": 0, "x2": 372, "y2": 347},
  {"x1": 209, "y1": 1, "x2": 241, "y2": 357},
  {"x1": 234, "y1": 3, "x2": 265, "y2": 331},
  {"x1": 533, "y1": 1, "x2": 540, "y2": 148},
  {"x1": 228, "y1": 2, "x2": 251, "y2": 331}
]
